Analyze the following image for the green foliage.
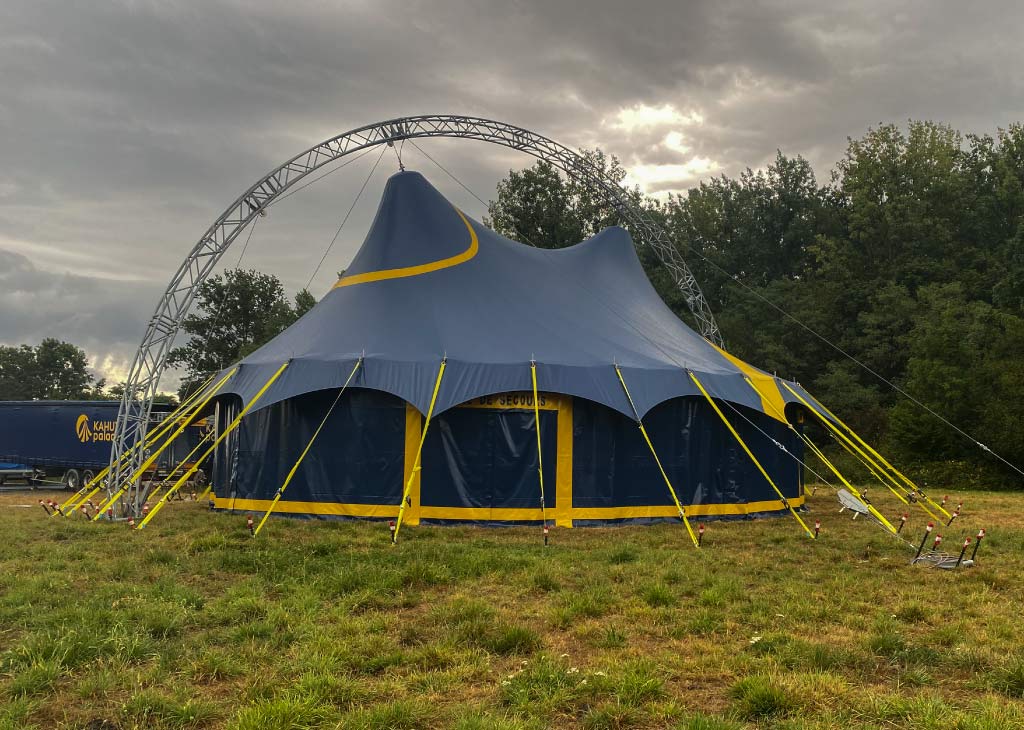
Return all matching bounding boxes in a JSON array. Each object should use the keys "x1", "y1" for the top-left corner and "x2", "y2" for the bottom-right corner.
[
  {"x1": 490, "y1": 121, "x2": 1024, "y2": 485},
  {"x1": 167, "y1": 268, "x2": 314, "y2": 394},
  {"x1": 0, "y1": 338, "x2": 104, "y2": 400}
]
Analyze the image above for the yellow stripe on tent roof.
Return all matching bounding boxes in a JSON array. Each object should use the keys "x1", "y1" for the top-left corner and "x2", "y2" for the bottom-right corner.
[
  {"x1": 711, "y1": 343, "x2": 789, "y2": 424},
  {"x1": 333, "y1": 207, "x2": 479, "y2": 289}
]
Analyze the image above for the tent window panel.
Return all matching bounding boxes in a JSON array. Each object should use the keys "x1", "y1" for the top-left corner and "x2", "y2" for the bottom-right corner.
[
  {"x1": 231, "y1": 389, "x2": 405, "y2": 505},
  {"x1": 420, "y1": 408, "x2": 557, "y2": 509}
]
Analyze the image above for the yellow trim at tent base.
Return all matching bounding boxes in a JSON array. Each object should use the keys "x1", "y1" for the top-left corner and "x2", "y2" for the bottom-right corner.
[{"x1": 214, "y1": 495, "x2": 804, "y2": 524}]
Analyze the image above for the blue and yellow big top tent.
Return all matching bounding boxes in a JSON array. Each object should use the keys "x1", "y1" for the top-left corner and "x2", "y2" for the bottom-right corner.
[{"x1": 209, "y1": 170, "x2": 816, "y2": 527}]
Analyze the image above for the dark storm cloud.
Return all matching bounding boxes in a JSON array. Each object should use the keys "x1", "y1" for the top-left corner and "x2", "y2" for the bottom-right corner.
[{"x1": 1, "y1": 0, "x2": 1022, "y2": 385}]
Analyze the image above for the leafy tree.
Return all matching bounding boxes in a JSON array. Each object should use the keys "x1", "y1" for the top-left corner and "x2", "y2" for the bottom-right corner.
[
  {"x1": 485, "y1": 150, "x2": 641, "y2": 247},
  {"x1": 0, "y1": 339, "x2": 101, "y2": 400},
  {"x1": 167, "y1": 269, "x2": 314, "y2": 394}
]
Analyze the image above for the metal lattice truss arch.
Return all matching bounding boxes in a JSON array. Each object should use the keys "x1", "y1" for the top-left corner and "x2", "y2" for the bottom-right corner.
[{"x1": 109, "y1": 114, "x2": 722, "y2": 514}]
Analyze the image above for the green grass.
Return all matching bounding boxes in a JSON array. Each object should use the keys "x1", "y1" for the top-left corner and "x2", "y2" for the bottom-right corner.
[{"x1": 0, "y1": 487, "x2": 1023, "y2": 728}]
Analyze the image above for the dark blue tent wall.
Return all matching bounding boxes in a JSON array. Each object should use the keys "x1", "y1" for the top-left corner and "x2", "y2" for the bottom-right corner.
[{"x1": 213, "y1": 390, "x2": 804, "y2": 525}]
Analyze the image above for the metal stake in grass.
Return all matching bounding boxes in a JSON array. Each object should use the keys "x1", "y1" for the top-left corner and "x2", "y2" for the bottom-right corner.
[
  {"x1": 897, "y1": 513, "x2": 908, "y2": 534},
  {"x1": 39, "y1": 499, "x2": 51, "y2": 515},
  {"x1": 947, "y1": 504, "x2": 961, "y2": 527},
  {"x1": 915, "y1": 522, "x2": 934, "y2": 560},
  {"x1": 814, "y1": 520, "x2": 821, "y2": 538},
  {"x1": 970, "y1": 529, "x2": 985, "y2": 562},
  {"x1": 955, "y1": 537, "x2": 970, "y2": 568},
  {"x1": 698, "y1": 523, "x2": 705, "y2": 547},
  {"x1": 246, "y1": 515, "x2": 255, "y2": 537},
  {"x1": 932, "y1": 533, "x2": 943, "y2": 552}
]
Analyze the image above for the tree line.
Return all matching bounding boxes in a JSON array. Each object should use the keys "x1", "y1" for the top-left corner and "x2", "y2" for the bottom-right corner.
[
  {"x1": 486, "y1": 122, "x2": 1024, "y2": 487},
  {"x1": 4, "y1": 120, "x2": 1021, "y2": 486}
]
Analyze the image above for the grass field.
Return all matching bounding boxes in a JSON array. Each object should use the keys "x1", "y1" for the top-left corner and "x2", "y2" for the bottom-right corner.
[{"x1": 1, "y1": 487, "x2": 1022, "y2": 730}]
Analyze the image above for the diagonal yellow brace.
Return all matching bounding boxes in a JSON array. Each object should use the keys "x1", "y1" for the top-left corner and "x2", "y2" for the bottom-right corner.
[
  {"x1": 530, "y1": 361, "x2": 549, "y2": 541},
  {"x1": 59, "y1": 372, "x2": 219, "y2": 516},
  {"x1": 742, "y1": 377, "x2": 897, "y2": 534},
  {"x1": 136, "y1": 361, "x2": 290, "y2": 530},
  {"x1": 253, "y1": 358, "x2": 363, "y2": 538},
  {"x1": 393, "y1": 359, "x2": 446, "y2": 545},
  {"x1": 93, "y1": 367, "x2": 238, "y2": 520},
  {"x1": 780, "y1": 382, "x2": 938, "y2": 521},
  {"x1": 690, "y1": 371, "x2": 815, "y2": 539},
  {"x1": 805, "y1": 391, "x2": 951, "y2": 519},
  {"x1": 615, "y1": 365, "x2": 699, "y2": 548}
]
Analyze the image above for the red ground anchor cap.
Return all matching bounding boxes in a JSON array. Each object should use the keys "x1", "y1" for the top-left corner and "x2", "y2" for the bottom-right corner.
[
  {"x1": 977, "y1": 528, "x2": 986, "y2": 539},
  {"x1": 107, "y1": 508, "x2": 113, "y2": 518},
  {"x1": 543, "y1": 525, "x2": 549, "y2": 535},
  {"x1": 901, "y1": 513, "x2": 908, "y2": 522},
  {"x1": 963, "y1": 537, "x2": 971, "y2": 548},
  {"x1": 933, "y1": 534, "x2": 942, "y2": 549},
  {"x1": 128, "y1": 517, "x2": 135, "y2": 528},
  {"x1": 926, "y1": 522, "x2": 934, "y2": 532},
  {"x1": 942, "y1": 495, "x2": 948, "y2": 506},
  {"x1": 142, "y1": 504, "x2": 150, "y2": 515}
]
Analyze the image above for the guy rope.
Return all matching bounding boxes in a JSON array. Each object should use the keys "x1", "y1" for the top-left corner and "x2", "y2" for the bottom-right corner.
[
  {"x1": 252, "y1": 358, "x2": 363, "y2": 538},
  {"x1": 135, "y1": 361, "x2": 291, "y2": 530},
  {"x1": 689, "y1": 371, "x2": 816, "y2": 540},
  {"x1": 392, "y1": 358, "x2": 446, "y2": 545},
  {"x1": 530, "y1": 360, "x2": 550, "y2": 546},
  {"x1": 614, "y1": 365, "x2": 699, "y2": 548},
  {"x1": 743, "y1": 377, "x2": 897, "y2": 534},
  {"x1": 57, "y1": 372, "x2": 218, "y2": 516},
  {"x1": 93, "y1": 367, "x2": 238, "y2": 520},
  {"x1": 780, "y1": 382, "x2": 939, "y2": 522}
]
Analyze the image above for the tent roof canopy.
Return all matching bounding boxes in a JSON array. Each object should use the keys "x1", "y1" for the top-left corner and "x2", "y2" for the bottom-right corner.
[{"x1": 218, "y1": 170, "x2": 805, "y2": 420}]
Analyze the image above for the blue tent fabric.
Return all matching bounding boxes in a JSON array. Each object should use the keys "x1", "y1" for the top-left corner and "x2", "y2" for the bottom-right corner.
[{"x1": 217, "y1": 170, "x2": 804, "y2": 420}]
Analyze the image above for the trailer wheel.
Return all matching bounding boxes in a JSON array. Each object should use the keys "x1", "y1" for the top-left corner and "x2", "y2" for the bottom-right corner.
[
  {"x1": 82, "y1": 470, "x2": 96, "y2": 487},
  {"x1": 64, "y1": 469, "x2": 81, "y2": 491}
]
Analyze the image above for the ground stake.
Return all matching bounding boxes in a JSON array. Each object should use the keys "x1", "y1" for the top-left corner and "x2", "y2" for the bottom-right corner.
[
  {"x1": 956, "y1": 537, "x2": 970, "y2": 568},
  {"x1": 933, "y1": 534, "x2": 943, "y2": 551},
  {"x1": 897, "y1": 513, "x2": 908, "y2": 534},
  {"x1": 39, "y1": 500, "x2": 51, "y2": 515},
  {"x1": 246, "y1": 515, "x2": 254, "y2": 537},
  {"x1": 970, "y1": 529, "x2": 985, "y2": 562},
  {"x1": 698, "y1": 523, "x2": 706, "y2": 547},
  {"x1": 543, "y1": 524, "x2": 549, "y2": 547},
  {"x1": 915, "y1": 522, "x2": 934, "y2": 560},
  {"x1": 814, "y1": 520, "x2": 821, "y2": 538}
]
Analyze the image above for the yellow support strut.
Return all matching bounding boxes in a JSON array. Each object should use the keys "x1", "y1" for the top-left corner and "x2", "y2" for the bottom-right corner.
[
  {"x1": 136, "y1": 361, "x2": 290, "y2": 530},
  {"x1": 393, "y1": 359, "x2": 446, "y2": 545},
  {"x1": 806, "y1": 391, "x2": 951, "y2": 519},
  {"x1": 689, "y1": 372, "x2": 815, "y2": 540},
  {"x1": 530, "y1": 361, "x2": 549, "y2": 543},
  {"x1": 253, "y1": 358, "x2": 363, "y2": 538},
  {"x1": 780, "y1": 382, "x2": 938, "y2": 521},
  {"x1": 93, "y1": 367, "x2": 237, "y2": 520},
  {"x1": 742, "y1": 377, "x2": 897, "y2": 534},
  {"x1": 59, "y1": 372, "x2": 218, "y2": 516},
  {"x1": 614, "y1": 365, "x2": 699, "y2": 548}
]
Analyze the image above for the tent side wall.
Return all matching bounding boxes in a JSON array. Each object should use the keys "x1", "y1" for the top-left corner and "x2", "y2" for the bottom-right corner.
[{"x1": 211, "y1": 390, "x2": 804, "y2": 524}]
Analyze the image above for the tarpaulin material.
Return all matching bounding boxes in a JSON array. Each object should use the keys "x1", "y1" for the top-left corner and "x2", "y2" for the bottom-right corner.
[{"x1": 214, "y1": 170, "x2": 806, "y2": 422}]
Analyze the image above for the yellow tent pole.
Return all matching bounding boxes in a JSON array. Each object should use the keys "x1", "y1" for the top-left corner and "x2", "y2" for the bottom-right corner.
[
  {"x1": 530, "y1": 361, "x2": 549, "y2": 544},
  {"x1": 742, "y1": 377, "x2": 897, "y2": 534},
  {"x1": 197, "y1": 483, "x2": 213, "y2": 500},
  {"x1": 93, "y1": 367, "x2": 238, "y2": 520},
  {"x1": 58, "y1": 372, "x2": 219, "y2": 516},
  {"x1": 614, "y1": 365, "x2": 699, "y2": 548},
  {"x1": 253, "y1": 358, "x2": 363, "y2": 538},
  {"x1": 136, "y1": 361, "x2": 290, "y2": 530},
  {"x1": 143, "y1": 428, "x2": 215, "y2": 504},
  {"x1": 690, "y1": 372, "x2": 815, "y2": 539},
  {"x1": 94, "y1": 370, "x2": 239, "y2": 518},
  {"x1": 393, "y1": 359, "x2": 446, "y2": 545},
  {"x1": 805, "y1": 391, "x2": 951, "y2": 519},
  {"x1": 780, "y1": 382, "x2": 938, "y2": 521}
]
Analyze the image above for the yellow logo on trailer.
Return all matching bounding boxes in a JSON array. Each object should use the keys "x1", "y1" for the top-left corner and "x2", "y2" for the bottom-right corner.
[
  {"x1": 76, "y1": 414, "x2": 91, "y2": 443},
  {"x1": 75, "y1": 414, "x2": 116, "y2": 443}
]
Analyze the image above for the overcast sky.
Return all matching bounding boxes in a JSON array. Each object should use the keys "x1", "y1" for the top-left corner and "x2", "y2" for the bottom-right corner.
[{"x1": 1, "y1": 0, "x2": 1022, "y2": 390}]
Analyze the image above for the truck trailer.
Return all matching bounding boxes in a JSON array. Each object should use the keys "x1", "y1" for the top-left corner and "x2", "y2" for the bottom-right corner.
[{"x1": 0, "y1": 401, "x2": 208, "y2": 489}]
